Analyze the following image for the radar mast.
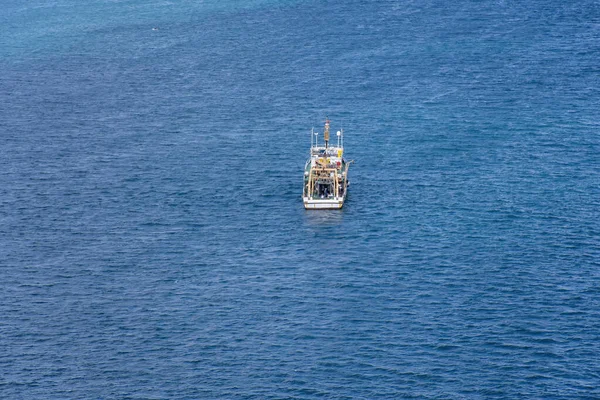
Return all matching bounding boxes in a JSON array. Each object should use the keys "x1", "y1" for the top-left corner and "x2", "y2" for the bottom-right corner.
[{"x1": 324, "y1": 117, "x2": 330, "y2": 149}]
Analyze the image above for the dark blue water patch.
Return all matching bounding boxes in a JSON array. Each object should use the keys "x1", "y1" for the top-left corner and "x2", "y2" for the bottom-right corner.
[{"x1": 2, "y1": 0, "x2": 600, "y2": 398}]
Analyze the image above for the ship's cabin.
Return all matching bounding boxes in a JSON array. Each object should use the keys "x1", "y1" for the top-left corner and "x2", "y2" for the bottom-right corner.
[{"x1": 304, "y1": 145, "x2": 347, "y2": 200}]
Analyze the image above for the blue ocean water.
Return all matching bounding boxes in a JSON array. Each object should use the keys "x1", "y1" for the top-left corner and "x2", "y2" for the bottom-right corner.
[{"x1": 1, "y1": 0, "x2": 599, "y2": 398}]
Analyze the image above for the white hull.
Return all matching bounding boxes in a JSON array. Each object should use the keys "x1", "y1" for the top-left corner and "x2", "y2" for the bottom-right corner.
[{"x1": 303, "y1": 197, "x2": 345, "y2": 209}]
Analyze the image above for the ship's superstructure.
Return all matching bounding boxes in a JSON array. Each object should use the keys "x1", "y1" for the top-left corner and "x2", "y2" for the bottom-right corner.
[{"x1": 303, "y1": 119, "x2": 351, "y2": 209}]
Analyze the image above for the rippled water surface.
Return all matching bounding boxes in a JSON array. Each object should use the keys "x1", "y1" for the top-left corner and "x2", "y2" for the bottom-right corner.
[{"x1": 1, "y1": 0, "x2": 599, "y2": 398}]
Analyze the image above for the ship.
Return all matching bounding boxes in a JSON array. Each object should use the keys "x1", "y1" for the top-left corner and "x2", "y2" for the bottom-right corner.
[{"x1": 303, "y1": 118, "x2": 352, "y2": 209}]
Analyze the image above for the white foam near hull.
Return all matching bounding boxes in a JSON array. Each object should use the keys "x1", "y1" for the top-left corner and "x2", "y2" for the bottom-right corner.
[{"x1": 303, "y1": 197, "x2": 344, "y2": 209}]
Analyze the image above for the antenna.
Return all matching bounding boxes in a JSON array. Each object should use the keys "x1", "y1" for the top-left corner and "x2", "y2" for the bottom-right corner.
[{"x1": 324, "y1": 117, "x2": 331, "y2": 149}]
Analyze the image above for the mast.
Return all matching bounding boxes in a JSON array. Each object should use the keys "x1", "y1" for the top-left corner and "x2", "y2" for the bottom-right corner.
[{"x1": 324, "y1": 117, "x2": 330, "y2": 149}]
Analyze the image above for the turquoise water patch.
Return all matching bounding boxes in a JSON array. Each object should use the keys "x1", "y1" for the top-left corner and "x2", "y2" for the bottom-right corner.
[{"x1": 1, "y1": 0, "x2": 297, "y2": 59}]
